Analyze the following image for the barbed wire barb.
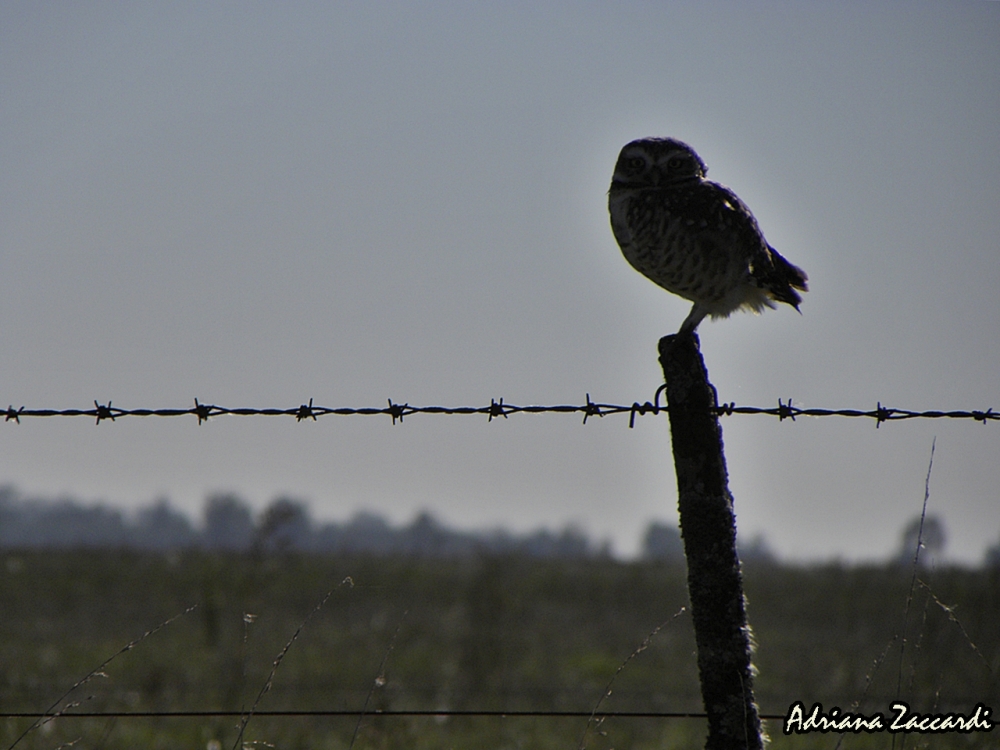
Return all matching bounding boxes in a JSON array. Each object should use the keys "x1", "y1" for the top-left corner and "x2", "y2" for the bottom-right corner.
[
  {"x1": 194, "y1": 398, "x2": 212, "y2": 425},
  {"x1": 387, "y1": 399, "x2": 407, "y2": 424},
  {"x1": 582, "y1": 393, "x2": 603, "y2": 424},
  {"x1": 488, "y1": 397, "x2": 507, "y2": 422},
  {"x1": 93, "y1": 400, "x2": 115, "y2": 425},
  {"x1": 295, "y1": 398, "x2": 317, "y2": 422},
  {"x1": 777, "y1": 398, "x2": 796, "y2": 422}
]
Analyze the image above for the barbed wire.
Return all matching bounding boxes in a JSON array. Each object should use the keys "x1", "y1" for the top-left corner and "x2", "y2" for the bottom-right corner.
[{"x1": 3, "y1": 392, "x2": 996, "y2": 428}]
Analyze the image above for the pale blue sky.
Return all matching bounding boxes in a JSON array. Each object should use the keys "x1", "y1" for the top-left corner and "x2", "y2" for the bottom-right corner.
[{"x1": 2, "y1": 2, "x2": 998, "y2": 561}]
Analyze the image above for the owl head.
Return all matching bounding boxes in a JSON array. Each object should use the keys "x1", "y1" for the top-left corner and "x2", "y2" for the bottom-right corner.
[{"x1": 611, "y1": 138, "x2": 707, "y2": 188}]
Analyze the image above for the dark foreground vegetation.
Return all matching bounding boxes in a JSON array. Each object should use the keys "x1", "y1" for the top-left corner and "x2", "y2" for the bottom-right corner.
[{"x1": 2, "y1": 551, "x2": 997, "y2": 749}]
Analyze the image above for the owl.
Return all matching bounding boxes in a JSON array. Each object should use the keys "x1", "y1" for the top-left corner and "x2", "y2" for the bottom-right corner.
[{"x1": 609, "y1": 138, "x2": 808, "y2": 335}]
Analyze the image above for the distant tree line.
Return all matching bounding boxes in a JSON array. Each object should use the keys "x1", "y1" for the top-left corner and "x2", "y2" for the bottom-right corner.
[
  {"x1": 0, "y1": 485, "x2": 607, "y2": 558},
  {"x1": 3, "y1": 484, "x2": 986, "y2": 564}
]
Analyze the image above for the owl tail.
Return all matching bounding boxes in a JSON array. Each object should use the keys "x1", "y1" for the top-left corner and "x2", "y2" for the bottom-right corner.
[{"x1": 762, "y1": 247, "x2": 808, "y2": 310}]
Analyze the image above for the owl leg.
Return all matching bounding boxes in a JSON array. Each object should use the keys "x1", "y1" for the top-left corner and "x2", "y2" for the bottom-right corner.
[{"x1": 679, "y1": 304, "x2": 708, "y2": 336}]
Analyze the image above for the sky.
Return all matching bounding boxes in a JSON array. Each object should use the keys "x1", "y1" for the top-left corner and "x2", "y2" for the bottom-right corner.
[{"x1": 1, "y1": 2, "x2": 998, "y2": 563}]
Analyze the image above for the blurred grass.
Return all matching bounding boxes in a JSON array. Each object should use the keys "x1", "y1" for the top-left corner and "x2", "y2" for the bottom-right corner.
[{"x1": 1, "y1": 551, "x2": 997, "y2": 749}]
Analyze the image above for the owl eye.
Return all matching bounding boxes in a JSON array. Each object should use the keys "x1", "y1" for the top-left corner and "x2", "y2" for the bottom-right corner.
[
  {"x1": 666, "y1": 157, "x2": 686, "y2": 170},
  {"x1": 627, "y1": 156, "x2": 645, "y2": 172}
]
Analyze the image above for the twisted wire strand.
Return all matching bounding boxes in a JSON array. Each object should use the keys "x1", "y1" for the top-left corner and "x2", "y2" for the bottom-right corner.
[
  {"x1": 0, "y1": 709, "x2": 790, "y2": 720},
  {"x1": 3, "y1": 394, "x2": 995, "y2": 427}
]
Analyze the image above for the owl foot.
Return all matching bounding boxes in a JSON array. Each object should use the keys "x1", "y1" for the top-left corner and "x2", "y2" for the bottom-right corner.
[{"x1": 678, "y1": 304, "x2": 708, "y2": 336}]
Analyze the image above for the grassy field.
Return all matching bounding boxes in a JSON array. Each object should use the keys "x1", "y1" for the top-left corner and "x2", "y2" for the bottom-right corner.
[{"x1": 1, "y1": 550, "x2": 997, "y2": 749}]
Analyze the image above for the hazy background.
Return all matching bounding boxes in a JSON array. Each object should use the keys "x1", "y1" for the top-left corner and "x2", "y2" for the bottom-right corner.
[{"x1": 2, "y1": 2, "x2": 997, "y2": 563}]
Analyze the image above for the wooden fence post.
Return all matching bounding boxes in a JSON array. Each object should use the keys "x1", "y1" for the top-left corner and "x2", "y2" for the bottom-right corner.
[{"x1": 658, "y1": 333, "x2": 764, "y2": 750}]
